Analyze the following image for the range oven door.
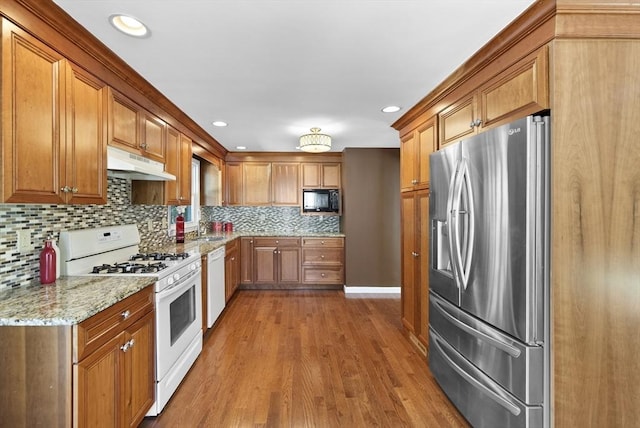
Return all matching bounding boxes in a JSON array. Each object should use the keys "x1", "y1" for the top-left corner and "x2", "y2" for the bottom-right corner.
[{"x1": 155, "y1": 268, "x2": 202, "y2": 380}]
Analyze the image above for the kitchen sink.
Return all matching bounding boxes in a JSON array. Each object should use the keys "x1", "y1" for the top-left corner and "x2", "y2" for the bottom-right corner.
[{"x1": 199, "y1": 236, "x2": 226, "y2": 242}]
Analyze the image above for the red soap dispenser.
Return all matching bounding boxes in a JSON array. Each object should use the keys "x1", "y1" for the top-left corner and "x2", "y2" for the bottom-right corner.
[
  {"x1": 39, "y1": 240, "x2": 56, "y2": 284},
  {"x1": 176, "y1": 212, "x2": 185, "y2": 243}
]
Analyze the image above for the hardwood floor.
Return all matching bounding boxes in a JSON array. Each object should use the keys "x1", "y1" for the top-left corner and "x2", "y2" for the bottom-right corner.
[{"x1": 140, "y1": 290, "x2": 468, "y2": 427}]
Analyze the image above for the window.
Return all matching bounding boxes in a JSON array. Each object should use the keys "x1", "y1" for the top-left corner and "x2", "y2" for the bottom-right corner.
[{"x1": 168, "y1": 158, "x2": 200, "y2": 236}]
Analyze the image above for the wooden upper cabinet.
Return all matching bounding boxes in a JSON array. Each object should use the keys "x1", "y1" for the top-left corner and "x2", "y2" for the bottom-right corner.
[
  {"x1": 225, "y1": 162, "x2": 242, "y2": 206},
  {"x1": 108, "y1": 88, "x2": 167, "y2": 163},
  {"x1": 439, "y1": 46, "x2": 549, "y2": 147},
  {"x1": 243, "y1": 162, "x2": 271, "y2": 205},
  {"x1": 272, "y1": 162, "x2": 300, "y2": 206},
  {"x1": 177, "y1": 133, "x2": 192, "y2": 204},
  {"x1": 479, "y1": 46, "x2": 549, "y2": 129},
  {"x1": 438, "y1": 92, "x2": 477, "y2": 147},
  {"x1": 164, "y1": 127, "x2": 192, "y2": 205},
  {"x1": 131, "y1": 127, "x2": 191, "y2": 205},
  {"x1": 1, "y1": 19, "x2": 107, "y2": 204},
  {"x1": 109, "y1": 88, "x2": 139, "y2": 152},
  {"x1": 139, "y1": 111, "x2": 166, "y2": 163},
  {"x1": 400, "y1": 117, "x2": 436, "y2": 192},
  {"x1": 64, "y1": 62, "x2": 108, "y2": 205},
  {"x1": 301, "y1": 162, "x2": 341, "y2": 188}
]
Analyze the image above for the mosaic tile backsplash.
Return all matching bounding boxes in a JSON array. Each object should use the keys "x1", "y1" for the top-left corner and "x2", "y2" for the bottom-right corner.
[{"x1": 0, "y1": 177, "x2": 339, "y2": 288}]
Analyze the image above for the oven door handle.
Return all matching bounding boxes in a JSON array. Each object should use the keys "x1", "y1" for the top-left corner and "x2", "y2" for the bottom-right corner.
[{"x1": 159, "y1": 269, "x2": 200, "y2": 299}]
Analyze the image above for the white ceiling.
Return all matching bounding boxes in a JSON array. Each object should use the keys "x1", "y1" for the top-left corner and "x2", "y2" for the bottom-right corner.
[{"x1": 53, "y1": 0, "x2": 537, "y2": 153}]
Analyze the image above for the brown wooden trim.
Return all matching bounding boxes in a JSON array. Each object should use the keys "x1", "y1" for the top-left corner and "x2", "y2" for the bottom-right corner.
[
  {"x1": 1, "y1": 0, "x2": 227, "y2": 159},
  {"x1": 225, "y1": 152, "x2": 343, "y2": 163}
]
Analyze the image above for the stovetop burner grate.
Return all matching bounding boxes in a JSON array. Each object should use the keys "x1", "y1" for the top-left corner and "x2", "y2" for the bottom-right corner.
[
  {"x1": 91, "y1": 261, "x2": 169, "y2": 274},
  {"x1": 129, "y1": 252, "x2": 191, "y2": 262}
]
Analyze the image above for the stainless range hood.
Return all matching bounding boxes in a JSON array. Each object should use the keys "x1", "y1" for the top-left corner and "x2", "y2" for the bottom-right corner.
[{"x1": 107, "y1": 146, "x2": 176, "y2": 181}]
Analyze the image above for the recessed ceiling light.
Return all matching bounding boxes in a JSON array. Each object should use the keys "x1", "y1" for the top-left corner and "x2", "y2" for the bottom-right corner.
[
  {"x1": 212, "y1": 121, "x2": 228, "y2": 127},
  {"x1": 109, "y1": 14, "x2": 150, "y2": 38},
  {"x1": 381, "y1": 105, "x2": 402, "y2": 113},
  {"x1": 236, "y1": 146, "x2": 247, "y2": 150}
]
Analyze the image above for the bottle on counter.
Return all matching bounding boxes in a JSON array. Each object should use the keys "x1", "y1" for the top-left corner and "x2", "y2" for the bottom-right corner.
[
  {"x1": 176, "y1": 213, "x2": 185, "y2": 243},
  {"x1": 39, "y1": 240, "x2": 56, "y2": 285},
  {"x1": 49, "y1": 234, "x2": 61, "y2": 279}
]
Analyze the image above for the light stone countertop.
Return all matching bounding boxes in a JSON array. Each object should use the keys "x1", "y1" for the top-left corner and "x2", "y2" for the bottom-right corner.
[
  {"x1": 0, "y1": 231, "x2": 344, "y2": 326},
  {"x1": 0, "y1": 276, "x2": 154, "y2": 326}
]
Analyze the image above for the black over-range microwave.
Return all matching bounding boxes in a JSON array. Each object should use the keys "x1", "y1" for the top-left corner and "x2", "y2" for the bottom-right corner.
[{"x1": 302, "y1": 189, "x2": 340, "y2": 214}]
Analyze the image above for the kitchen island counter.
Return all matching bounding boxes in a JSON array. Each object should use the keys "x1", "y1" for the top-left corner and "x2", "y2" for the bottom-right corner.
[{"x1": 0, "y1": 276, "x2": 153, "y2": 326}]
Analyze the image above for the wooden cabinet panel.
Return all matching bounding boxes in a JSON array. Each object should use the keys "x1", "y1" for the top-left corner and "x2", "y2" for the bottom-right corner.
[
  {"x1": 400, "y1": 117, "x2": 436, "y2": 192},
  {"x1": 225, "y1": 162, "x2": 242, "y2": 206},
  {"x1": 164, "y1": 125, "x2": 180, "y2": 205},
  {"x1": 225, "y1": 239, "x2": 240, "y2": 302},
  {"x1": 401, "y1": 190, "x2": 429, "y2": 350},
  {"x1": 253, "y1": 246, "x2": 277, "y2": 284},
  {"x1": 140, "y1": 111, "x2": 166, "y2": 163},
  {"x1": 301, "y1": 163, "x2": 321, "y2": 188},
  {"x1": 74, "y1": 285, "x2": 154, "y2": 362},
  {"x1": 64, "y1": 62, "x2": 108, "y2": 204},
  {"x1": 272, "y1": 162, "x2": 300, "y2": 205},
  {"x1": 240, "y1": 237, "x2": 254, "y2": 284},
  {"x1": 243, "y1": 163, "x2": 271, "y2": 205},
  {"x1": 401, "y1": 193, "x2": 417, "y2": 334},
  {"x1": 301, "y1": 162, "x2": 341, "y2": 188},
  {"x1": 109, "y1": 89, "x2": 139, "y2": 152},
  {"x1": 400, "y1": 132, "x2": 417, "y2": 191},
  {"x1": 74, "y1": 287, "x2": 154, "y2": 428},
  {"x1": 278, "y1": 247, "x2": 300, "y2": 283},
  {"x1": 2, "y1": 19, "x2": 107, "y2": 204},
  {"x1": 301, "y1": 248, "x2": 344, "y2": 264},
  {"x1": 321, "y1": 163, "x2": 341, "y2": 188},
  {"x1": 108, "y1": 88, "x2": 167, "y2": 164},
  {"x1": 301, "y1": 237, "x2": 343, "y2": 247},
  {"x1": 162, "y1": 128, "x2": 192, "y2": 206},
  {"x1": 439, "y1": 46, "x2": 549, "y2": 148},
  {"x1": 301, "y1": 237, "x2": 344, "y2": 285},
  {"x1": 439, "y1": 93, "x2": 476, "y2": 147},
  {"x1": 480, "y1": 46, "x2": 549, "y2": 129},
  {"x1": 302, "y1": 266, "x2": 344, "y2": 283},
  {"x1": 74, "y1": 333, "x2": 122, "y2": 428},
  {"x1": 124, "y1": 311, "x2": 155, "y2": 428}
]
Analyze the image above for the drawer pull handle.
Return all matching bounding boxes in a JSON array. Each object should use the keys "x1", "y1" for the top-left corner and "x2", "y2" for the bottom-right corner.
[
  {"x1": 121, "y1": 310, "x2": 130, "y2": 319},
  {"x1": 120, "y1": 339, "x2": 135, "y2": 352},
  {"x1": 321, "y1": 273, "x2": 326, "y2": 277},
  {"x1": 321, "y1": 255, "x2": 325, "y2": 259}
]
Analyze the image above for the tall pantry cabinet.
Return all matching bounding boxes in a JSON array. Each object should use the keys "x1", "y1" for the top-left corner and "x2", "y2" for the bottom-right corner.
[{"x1": 393, "y1": 1, "x2": 640, "y2": 426}]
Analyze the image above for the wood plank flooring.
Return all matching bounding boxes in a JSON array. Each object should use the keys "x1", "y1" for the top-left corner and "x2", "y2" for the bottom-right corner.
[{"x1": 140, "y1": 290, "x2": 468, "y2": 427}]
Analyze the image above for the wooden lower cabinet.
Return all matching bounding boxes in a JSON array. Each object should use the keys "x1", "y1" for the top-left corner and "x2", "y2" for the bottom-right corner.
[
  {"x1": 301, "y1": 237, "x2": 344, "y2": 286},
  {"x1": 253, "y1": 237, "x2": 301, "y2": 285},
  {"x1": 74, "y1": 286, "x2": 155, "y2": 428},
  {"x1": 240, "y1": 236, "x2": 344, "y2": 289},
  {"x1": 401, "y1": 190, "x2": 429, "y2": 353},
  {"x1": 225, "y1": 239, "x2": 240, "y2": 302}
]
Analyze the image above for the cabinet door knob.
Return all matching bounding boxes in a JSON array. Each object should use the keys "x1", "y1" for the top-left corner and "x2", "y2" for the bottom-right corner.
[
  {"x1": 60, "y1": 186, "x2": 70, "y2": 193},
  {"x1": 321, "y1": 273, "x2": 326, "y2": 278},
  {"x1": 121, "y1": 310, "x2": 130, "y2": 319},
  {"x1": 71, "y1": 187, "x2": 78, "y2": 193},
  {"x1": 469, "y1": 121, "x2": 475, "y2": 129},
  {"x1": 321, "y1": 255, "x2": 325, "y2": 259},
  {"x1": 140, "y1": 143, "x2": 147, "y2": 149}
]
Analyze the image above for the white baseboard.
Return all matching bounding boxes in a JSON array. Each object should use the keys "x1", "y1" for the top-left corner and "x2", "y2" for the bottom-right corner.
[{"x1": 343, "y1": 286, "x2": 401, "y2": 294}]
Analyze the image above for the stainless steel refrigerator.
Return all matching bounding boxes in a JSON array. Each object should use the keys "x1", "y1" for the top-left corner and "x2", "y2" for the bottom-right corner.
[{"x1": 428, "y1": 115, "x2": 550, "y2": 427}]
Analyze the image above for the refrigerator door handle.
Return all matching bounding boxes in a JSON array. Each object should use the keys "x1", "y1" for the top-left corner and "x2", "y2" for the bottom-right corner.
[
  {"x1": 446, "y1": 159, "x2": 461, "y2": 290},
  {"x1": 451, "y1": 159, "x2": 468, "y2": 288},
  {"x1": 460, "y1": 160, "x2": 475, "y2": 290},
  {"x1": 432, "y1": 298, "x2": 521, "y2": 358},
  {"x1": 431, "y1": 331, "x2": 522, "y2": 416}
]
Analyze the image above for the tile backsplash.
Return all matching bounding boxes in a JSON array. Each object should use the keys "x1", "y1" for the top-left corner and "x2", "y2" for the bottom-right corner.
[{"x1": 0, "y1": 178, "x2": 339, "y2": 288}]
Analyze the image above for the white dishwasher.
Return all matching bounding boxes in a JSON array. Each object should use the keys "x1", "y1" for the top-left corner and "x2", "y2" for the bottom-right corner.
[{"x1": 207, "y1": 246, "x2": 226, "y2": 328}]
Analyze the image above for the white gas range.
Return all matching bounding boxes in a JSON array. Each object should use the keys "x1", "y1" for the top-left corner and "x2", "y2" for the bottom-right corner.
[{"x1": 59, "y1": 224, "x2": 202, "y2": 416}]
